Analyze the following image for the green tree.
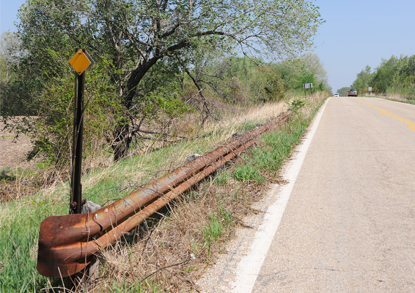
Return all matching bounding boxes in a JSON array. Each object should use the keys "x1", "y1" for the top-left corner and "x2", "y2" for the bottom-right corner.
[
  {"x1": 0, "y1": 32, "x2": 20, "y2": 114},
  {"x1": 273, "y1": 53, "x2": 330, "y2": 94},
  {"x1": 13, "y1": 0, "x2": 323, "y2": 160},
  {"x1": 352, "y1": 65, "x2": 372, "y2": 94},
  {"x1": 371, "y1": 56, "x2": 399, "y2": 93},
  {"x1": 351, "y1": 54, "x2": 415, "y2": 97},
  {"x1": 0, "y1": 32, "x2": 19, "y2": 84},
  {"x1": 201, "y1": 57, "x2": 285, "y2": 104}
]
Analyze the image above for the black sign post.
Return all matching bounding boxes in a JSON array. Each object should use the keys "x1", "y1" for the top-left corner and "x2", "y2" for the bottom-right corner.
[
  {"x1": 68, "y1": 48, "x2": 93, "y2": 214},
  {"x1": 70, "y1": 61, "x2": 85, "y2": 213}
]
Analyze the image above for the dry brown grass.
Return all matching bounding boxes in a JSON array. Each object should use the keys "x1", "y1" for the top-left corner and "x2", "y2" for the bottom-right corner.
[
  {"x1": 128, "y1": 98, "x2": 287, "y2": 158},
  {"x1": 378, "y1": 94, "x2": 415, "y2": 105}
]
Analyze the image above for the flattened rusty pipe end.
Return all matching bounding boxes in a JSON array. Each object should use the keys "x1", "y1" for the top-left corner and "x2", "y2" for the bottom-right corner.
[
  {"x1": 37, "y1": 215, "x2": 98, "y2": 277},
  {"x1": 37, "y1": 256, "x2": 90, "y2": 278}
]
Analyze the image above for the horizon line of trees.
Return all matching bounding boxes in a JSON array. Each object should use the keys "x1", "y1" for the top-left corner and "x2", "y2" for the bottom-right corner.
[{"x1": 338, "y1": 54, "x2": 415, "y2": 97}]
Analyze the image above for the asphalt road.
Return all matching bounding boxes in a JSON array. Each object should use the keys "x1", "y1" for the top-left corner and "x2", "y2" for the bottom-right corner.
[{"x1": 252, "y1": 97, "x2": 415, "y2": 292}]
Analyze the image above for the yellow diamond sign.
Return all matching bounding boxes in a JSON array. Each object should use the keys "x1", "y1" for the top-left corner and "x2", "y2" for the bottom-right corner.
[{"x1": 69, "y1": 49, "x2": 94, "y2": 75}]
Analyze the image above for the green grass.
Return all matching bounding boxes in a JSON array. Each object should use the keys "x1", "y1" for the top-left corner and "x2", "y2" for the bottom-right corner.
[
  {"x1": 202, "y1": 213, "x2": 223, "y2": 256},
  {"x1": 239, "y1": 119, "x2": 263, "y2": 132},
  {"x1": 232, "y1": 118, "x2": 308, "y2": 183},
  {"x1": 214, "y1": 170, "x2": 230, "y2": 186},
  {"x1": 0, "y1": 211, "x2": 50, "y2": 292},
  {"x1": 219, "y1": 204, "x2": 232, "y2": 227},
  {"x1": 233, "y1": 162, "x2": 265, "y2": 183},
  {"x1": 34, "y1": 160, "x2": 54, "y2": 170}
]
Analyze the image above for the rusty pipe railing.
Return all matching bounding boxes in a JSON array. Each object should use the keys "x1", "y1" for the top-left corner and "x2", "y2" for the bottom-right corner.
[{"x1": 37, "y1": 112, "x2": 291, "y2": 278}]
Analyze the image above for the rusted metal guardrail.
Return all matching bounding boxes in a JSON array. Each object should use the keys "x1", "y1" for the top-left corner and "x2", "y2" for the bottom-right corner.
[{"x1": 37, "y1": 111, "x2": 291, "y2": 278}]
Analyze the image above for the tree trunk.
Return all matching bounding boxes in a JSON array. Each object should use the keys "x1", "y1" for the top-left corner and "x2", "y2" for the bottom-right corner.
[
  {"x1": 111, "y1": 58, "x2": 159, "y2": 161},
  {"x1": 112, "y1": 121, "x2": 132, "y2": 161},
  {"x1": 111, "y1": 41, "x2": 191, "y2": 160}
]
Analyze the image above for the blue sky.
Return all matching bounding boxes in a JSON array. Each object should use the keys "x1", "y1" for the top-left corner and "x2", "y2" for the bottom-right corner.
[
  {"x1": 2, "y1": 0, "x2": 415, "y2": 92},
  {"x1": 313, "y1": 0, "x2": 415, "y2": 92}
]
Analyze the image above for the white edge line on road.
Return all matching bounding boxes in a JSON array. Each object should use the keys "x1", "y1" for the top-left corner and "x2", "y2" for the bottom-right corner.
[{"x1": 231, "y1": 98, "x2": 330, "y2": 293}]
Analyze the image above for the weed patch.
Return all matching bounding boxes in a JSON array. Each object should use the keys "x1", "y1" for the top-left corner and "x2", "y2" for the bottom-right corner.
[
  {"x1": 202, "y1": 213, "x2": 223, "y2": 256},
  {"x1": 233, "y1": 163, "x2": 265, "y2": 183},
  {"x1": 214, "y1": 170, "x2": 230, "y2": 186},
  {"x1": 233, "y1": 118, "x2": 308, "y2": 183}
]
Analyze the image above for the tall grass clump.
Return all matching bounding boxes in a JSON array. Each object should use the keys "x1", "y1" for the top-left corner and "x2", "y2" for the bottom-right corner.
[{"x1": 0, "y1": 228, "x2": 45, "y2": 292}]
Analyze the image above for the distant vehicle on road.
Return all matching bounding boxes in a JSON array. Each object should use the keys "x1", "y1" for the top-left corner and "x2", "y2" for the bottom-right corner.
[
  {"x1": 334, "y1": 93, "x2": 339, "y2": 97},
  {"x1": 348, "y1": 89, "x2": 358, "y2": 97}
]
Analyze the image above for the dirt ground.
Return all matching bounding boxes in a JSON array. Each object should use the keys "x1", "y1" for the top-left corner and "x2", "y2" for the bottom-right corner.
[
  {"x1": 0, "y1": 120, "x2": 35, "y2": 203},
  {"x1": 0, "y1": 120, "x2": 33, "y2": 170}
]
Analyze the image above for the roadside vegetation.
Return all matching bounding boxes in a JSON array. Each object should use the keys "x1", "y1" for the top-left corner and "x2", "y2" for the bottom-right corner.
[
  {"x1": 0, "y1": 0, "x2": 324, "y2": 162},
  {"x1": 0, "y1": 0, "x2": 329, "y2": 291},
  {"x1": 0, "y1": 93, "x2": 327, "y2": 292},
  {"x1": 338, "y1": 54, "x2": 415, "y2": 100}
]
